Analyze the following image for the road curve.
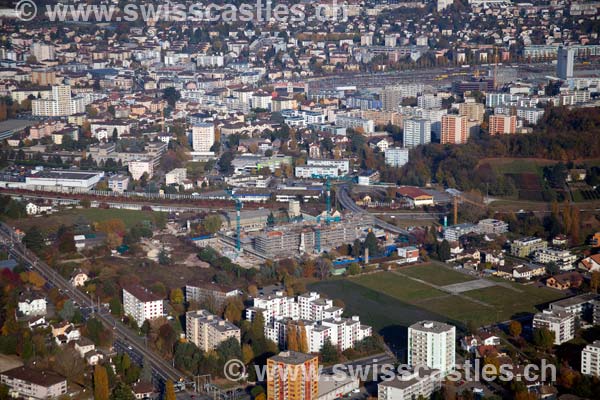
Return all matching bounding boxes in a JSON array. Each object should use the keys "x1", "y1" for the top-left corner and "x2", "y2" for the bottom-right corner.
[{"x1": 337, "y1": 186, "x2": 413, "y2": 237}]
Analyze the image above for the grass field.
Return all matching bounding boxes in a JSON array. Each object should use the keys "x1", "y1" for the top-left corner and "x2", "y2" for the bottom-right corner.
[
  {"x1": 310, "y1": 266, "x2": 567, "y2": 344},
  {"x1": 353, "y1": 271, "x2": 446, "y2": 301},
  {"x1": 480, "y1": 158, "x2": 557, "y2": 175},
  {"x1": 9, "y1": 208, "x2": 166, "y2": 233},
  {"x1": 401, "y1": 264, "x2": 476, "y2": 286}
]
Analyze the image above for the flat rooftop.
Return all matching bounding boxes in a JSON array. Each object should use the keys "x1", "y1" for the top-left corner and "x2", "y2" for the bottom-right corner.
[
  {"x1": 28, "y1": 170, "x2": 101, "y2": 180},
  {"x1": 269, "y1": 351, "x2": 317, "y2": 365},
  {"x1": 0, "y1": 119, "x2": 37, "y2": 133}
]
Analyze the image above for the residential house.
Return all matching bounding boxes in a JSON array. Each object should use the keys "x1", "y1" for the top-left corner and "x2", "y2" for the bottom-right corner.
[
  {"x1": 132, "y1": 382, "x2": 156, "y2": 399},
  {"x1": 580, "y1": 254, "x2": 600, "y2": 272},
  {"x1": 0, "y1": 367, "x2": 67, "y2": 399},
  {"x1": 546, "y1": 272, "x2": 583, "y2": 290},
  {"x1": 51, "y1": 321, "x2": 81, "y2": 345},
  {"x1": 18, "y1": 292, "x2": 47, "y2": 317},
  {"x1": 70, "y1": 270, "x2": 89, "y2": 287}
]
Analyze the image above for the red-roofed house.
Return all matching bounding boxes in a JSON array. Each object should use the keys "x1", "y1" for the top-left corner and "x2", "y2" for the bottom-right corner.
[
  {"x1": 580, "y1": 254, "x2": 600, "y2": 272},
  {"x1": 395, "y1": 187, "x2": 434, "y2": 207}
]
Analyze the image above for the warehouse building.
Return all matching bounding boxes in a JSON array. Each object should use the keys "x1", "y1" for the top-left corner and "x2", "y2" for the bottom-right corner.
[{"x1": 25, "y1": 169, "x2": 104, "y2": 190}]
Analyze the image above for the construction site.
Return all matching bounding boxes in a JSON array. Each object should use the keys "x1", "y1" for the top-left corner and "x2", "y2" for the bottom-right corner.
[{"x1": 251, "y1": 212, "x2": 374, "y2": 258}]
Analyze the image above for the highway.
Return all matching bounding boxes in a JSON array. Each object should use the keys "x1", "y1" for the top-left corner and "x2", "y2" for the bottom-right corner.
[
  {"x1": 0, "y1": 222, "x2": 185, "y2": 386},
  {"x1": 337, "y1": 186, "x2": 414, "y2": 237}
]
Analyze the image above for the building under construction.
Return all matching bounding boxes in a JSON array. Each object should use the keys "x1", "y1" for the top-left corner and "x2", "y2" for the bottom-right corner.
[{"x1": 253, "y1": 213, "x2": 374, "y2": 258}]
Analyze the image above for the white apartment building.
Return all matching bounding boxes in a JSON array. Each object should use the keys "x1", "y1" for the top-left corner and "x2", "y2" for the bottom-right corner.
[
  {"x1": 477, "y1": 219, "x2": 509, "y2": 235},
  {"x1": 534, "y1": 248, "x2": 577, "y2": 271},
  {"x1": 246, "y1": 291, "x2": 371, "y2": 353},
  {"x1": 533, "y1": 309, "x2": 575, "y2": 345},
  {"x1": 417, "y1": 94, "x2": 442, "y2": 109},
  {"x1": 1, "y1": 367, "x2": 67, "y2": 400},
  {"x1": 186, "y1": 310, "x2": 240, "y2": 352},
  {"x1": 123, "y1": 285, "x2": 164, "y2": 327},
  {"x1": 108, "y1": 174, "x2": 129, "y2": 193},
  {"x1": 336, "y1": 115, "x2": 374, "y2": 134},
  {"x1": 378, "y1": 369, "x2": 442, "y2": 400},
  {"x1": 296, "y1": 159, "x2": 350, "y2": 178},
  {"x1": 270, "y1": 315, "x2": 371, "y2": 353},
  {"x1": 165, "y1": 168, "x2": 187, "y2": 186},
  {"x1": 32, "y1": 85, "x2": 74, "y2": 117},
  {"x1": 408, "y1": 321, "x2": 456, "y2": 376},
  {"x1": 295, "y1": 165, "x2": 341, "y2": 178},
  {"x1": 384, "y1": 147, "x2": 409, "y2": 167},
  {"x1": 581, "y1": 341, "x2": 600, "y2": 376},
  {"x1": 306, "y1": 159, "x2": 350, "y2": 175},
  {"x1": 191, "y1": 122, "x2": 215, "y2": 152},
  {"x1": 128, "y1": 159, "x2": 154, "y2": 180},
  {"x1": 403, "y1": 118, "x2": 431, "y2": 148},
  {"x1": 31, "y1": 42, "x2": 55, "y2": 61}
]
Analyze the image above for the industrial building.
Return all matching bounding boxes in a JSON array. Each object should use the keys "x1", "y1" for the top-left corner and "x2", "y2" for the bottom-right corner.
[{"x1": 25, "y1": 169, "x2": 104, "y2": 190}]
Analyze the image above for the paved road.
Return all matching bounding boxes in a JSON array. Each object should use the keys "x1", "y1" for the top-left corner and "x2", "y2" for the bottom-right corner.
[
  {"x1": 0, "y1": 222, "x2": 185, "y2": 386},
  {"x1": 337, "y1": 186, "x2": 414, "y2": 237}
]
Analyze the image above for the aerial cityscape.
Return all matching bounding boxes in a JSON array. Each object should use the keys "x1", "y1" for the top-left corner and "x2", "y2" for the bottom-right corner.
[{"x1": 0, "y1": 0, "x2": 599, "y2": 399}]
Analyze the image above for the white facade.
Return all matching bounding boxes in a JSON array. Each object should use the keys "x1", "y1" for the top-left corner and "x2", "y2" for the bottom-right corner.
[
  {"x1": 18, "y1": 298, "x2": 47, "y2": 317},
  {"x1": 123, "y1": 286, "x2": 164, "y2": 327},
  {"x1": 384, "y1": 147, "x2": 409, "y2": 167},
  {"x1": 534, "y1": 248, "x2": 577, "y2": 271},
  {"x1": 191, "y1": 123, "x2": 215, "y2": 152},
  {"x1": 186, "y1": 309, "x2": 241, "y2": 352},
  {"x1": 336, "y1": 115, "x2": 374, "y2": 134},
  {"x1": 165, "y1": 168, "x2": 187, "y2": 185},
  {"x1": 403, "y1": 118, "x2": 431, "y2": 148},
  {"x1": 246, "y1": 291, "x2": 371, "y2": 353},
  {"x1": 533, "y1": 309, "x2": 575, "y2": 345},
  {"x1": 581, "y1": 341, "x2": 600, "y2": 376},
  {"x1": 108, "y1": 174, "x2": 130, "y2": 193},
  {"x1": 25, "y1": 170, "x2": 104, "y2": 190},
  {"x1": 378, "y1": 369, "x2": 442, "y2": 400},
  {"x1": 32, "y1": 85, "x2": 75, "y2": 117},
  {"x1": 408, "y1": 321, "x2": 456, "y2": 376},
  {"x1": 128, "y1": 160, "x2": 154, "y2": 180}
]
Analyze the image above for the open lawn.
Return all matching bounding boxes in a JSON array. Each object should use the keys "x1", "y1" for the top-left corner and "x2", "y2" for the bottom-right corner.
[
  {"x1": 401, "y1": 263, "x2": 476, "y2": 286},
  {"x1": 479, "y1": 158, "x2": 557, "y2": 175},
  {"x1": 353, "y1": 271, "x2": 446, "y2": 301},
  {"x1": 311, "y1": 268, "x2": 568, "y2": 345},
  {"x1": 308, "y1": 279, "x2": 457, "y2": 346},
  {"x1": 8, "y1": 208, "x2": 166, "y2": 233}
]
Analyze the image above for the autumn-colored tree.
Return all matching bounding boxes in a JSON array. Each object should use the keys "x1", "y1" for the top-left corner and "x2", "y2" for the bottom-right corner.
[
  {"x1": 1, "y1": 309, "x2": 19, "y2": 336},
  {"x1": 562, "y1": 201, "x2": 572, "y2": 234},
  {"x1": 105, "y1": 232, "x2": 123, "y2": 248},
  {"x1": 165, "y1": 380, "x2": 176, "y2": 400},
  {"x1": 298, "y1": 322, "x2": 308, "y2": 353},
  {"x1": 570, "y1": 207, "x2": 580, "y2": 244},
  {"x1": 224, "y1": 299, "x2": 243, "y2": 323},
  {"x1": 169, "y1": 288, "x2": 184, "y2": 304},
  {"x1": 301, "y1": 258, "x2": 316, "y2": 278},
  {"x1": 591, "y1": 272, "x2": 600, "y2": 293},
  {"x1": 509, "y1": 320, "x2": 522, "y2": 338},
  {"x1": 93, "y1": 365, "x2": 109, "y2": 400},
  {"x1": 286, "y1": 323, "x2": 299, "y2": 351},
  {"x1": 95, "y1": 219, "x2": 126, "y2": 236},
  {"x1": 247, "y1": 284, "x2": 258, "y2": 297},
  {"x1": 242, "y1": 344, "x2": 254, "y2": 365},
  {"x1": 557, "y1": 367, "x2": 578, "y2": 390},
  {"x1": 20, "y1": 271, "x2": 46, "y2": 287}
]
